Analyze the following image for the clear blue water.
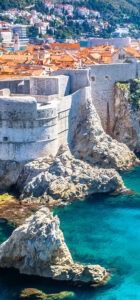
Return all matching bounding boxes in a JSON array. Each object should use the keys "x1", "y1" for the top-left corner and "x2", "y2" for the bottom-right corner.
[
  {"x1": 80, "y1": 41, "x2": 88, "y2": 47},
  {"x1": 0, "y1": 165, "x2": 140, "y2": 299}
]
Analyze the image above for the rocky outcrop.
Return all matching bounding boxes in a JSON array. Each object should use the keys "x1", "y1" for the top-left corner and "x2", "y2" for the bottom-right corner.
[
  {"x1": 0, "y1": 208, "x2": 108, "y2": 285},
  {"x1": 113, "y1": 82, "x2": 140, "y2": 152},
  {"x1": 71, "y1": 91, "x2": 137, "y2": 171},
  {"x1": 17, "y1": 146, "x2": 124, "y2": 204}
]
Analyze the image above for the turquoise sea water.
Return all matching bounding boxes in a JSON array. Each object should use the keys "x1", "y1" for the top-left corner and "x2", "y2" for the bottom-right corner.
[
  {"x1": 0, "y1": 165, "x2": 140, "y2": 299},
  {"x1": 7, "y1": 47, "x2": 26, "y2": 52}
]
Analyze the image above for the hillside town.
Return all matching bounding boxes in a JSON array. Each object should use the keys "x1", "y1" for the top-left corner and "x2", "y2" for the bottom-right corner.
[{"x1": 0, "y1": 0, "x2": 139, "y2": 46}]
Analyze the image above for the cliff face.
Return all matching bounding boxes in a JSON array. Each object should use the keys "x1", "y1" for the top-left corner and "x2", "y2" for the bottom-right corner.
[
  {"x1": 113, "y1": 81, "x2": 140, "y2": 152},
  {"x1": 17, "y1": 145, "x2": 124, "y2": 204},
  {"x1": 0, "y1": 161, "x2": 23, "y2": 191},
  {"x1": 0, "y1": 208, "x2": 108, "y2": 284},
  {"x1": 71, "y1": 89, "x2": 137, "y2": 171}
]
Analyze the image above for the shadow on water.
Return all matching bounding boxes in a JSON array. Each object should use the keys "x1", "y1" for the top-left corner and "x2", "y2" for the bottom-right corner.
[{"x1": 0, "y1": 267, "x2": 115, "y2": 300}]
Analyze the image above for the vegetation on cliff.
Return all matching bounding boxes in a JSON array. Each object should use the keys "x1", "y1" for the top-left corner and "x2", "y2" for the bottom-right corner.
[
  {"x1": 114, "y1": 80, "x2": 140, "y2": 152},
  {"x1": 116, "y1": 79, "x2": 140, "y2": 110},
  {"x1": 129, "y1": 79, "x2": 140, "y2": 109},
  {"x1": 0, "y1": 0, "x2": 34, "y2": 11}
]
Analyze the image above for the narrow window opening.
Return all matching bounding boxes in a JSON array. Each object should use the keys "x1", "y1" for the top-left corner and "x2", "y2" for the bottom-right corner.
[{"x1": 91, "y1": 76, "x2": 96, "y2": 81}]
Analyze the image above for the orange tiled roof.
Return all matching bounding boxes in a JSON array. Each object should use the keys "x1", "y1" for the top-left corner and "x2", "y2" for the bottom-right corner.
[
  {"x1": 50, "y1": 43, "x2": 80, "y2": 50},
  {"x1": 123, "y1": 47, "x2": 140, "y2": 58},
  {"x1": 0, "y1": 29, "x2": 11, "y2": 32},
  {"x1": 0, "y1": 43, "x2": 138, "y2": 77}
]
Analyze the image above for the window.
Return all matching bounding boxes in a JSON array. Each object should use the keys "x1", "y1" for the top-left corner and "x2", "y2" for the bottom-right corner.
[
  {"x1": 3, "y1": 137, "x2": 8, "y2": 141},
  {"x1": 119, "y1": 54, "x2": 125, "y2": 60}
]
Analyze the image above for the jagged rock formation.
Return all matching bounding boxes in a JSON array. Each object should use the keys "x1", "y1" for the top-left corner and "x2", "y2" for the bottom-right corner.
[
  {"x1": 71, "y1": 93, "x2": 137, "y2": 171},
  {"x1": 17, "y1": 145, "x2": 124, "y2": 203},
  {"x1": 0, "y1": 208, "x2": 108, "y2": 285},
  {"x1": 113, "y1": 81, "x2": 140, "y2": 152}
]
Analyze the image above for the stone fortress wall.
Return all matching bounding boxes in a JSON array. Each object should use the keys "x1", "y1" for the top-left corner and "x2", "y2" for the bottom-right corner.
[
  {"x1": 54, "y1": 62, "x2": 140, "y2": 133},
  {"x1": 0, "y1": 79, "x2": 30, "y2": 94},
  {"x1": 0, "y1": 62, "x2": 139, "y2": 162},
  {"x1": 90, "y1": 62, "x2": 140, "y2": 132},
  {"x1": 88, "y1": 37, "x2": 131, "y2": 48},
  {"x1": 0, "y1": 74, "x2": 89, "y2": 161}
]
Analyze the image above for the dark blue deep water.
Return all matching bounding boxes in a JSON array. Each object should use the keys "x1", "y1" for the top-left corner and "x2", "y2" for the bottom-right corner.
[{"x1": 0, "y1": 165, "x2": 140, "y2": 299}]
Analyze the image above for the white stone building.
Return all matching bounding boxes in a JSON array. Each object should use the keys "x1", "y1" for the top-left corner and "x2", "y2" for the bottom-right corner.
[{"x1": 0, "y1": 30, "x2": 12, "y2": 43}]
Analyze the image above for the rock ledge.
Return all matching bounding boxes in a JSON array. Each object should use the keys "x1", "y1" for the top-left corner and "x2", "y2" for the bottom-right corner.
[{"x1": 17, "y1": 146, "x2": 124, "y2": 204}]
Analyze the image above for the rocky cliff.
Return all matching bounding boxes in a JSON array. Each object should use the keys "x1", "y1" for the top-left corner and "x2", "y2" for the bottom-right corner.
[
  {"x1": 0, "y1": 208, "x2": 108, "y2": 285},
  {"x1": 113, "y1": 81, "x2": 140, "y2": 152},
  {"x1": 71, "y1": 92, "x2": 137, "y2": 171},
  {"x1": 17, "y1": 145, "x2": 124, "y2": 204}
]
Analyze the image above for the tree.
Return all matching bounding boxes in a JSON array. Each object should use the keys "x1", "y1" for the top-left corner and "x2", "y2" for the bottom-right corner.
[
  {"x1": 26, "y1": 26, "x2": 39, "y2": 38},
  {"x1": 14, "y1": 17, "x2": 29, "y2": 25}
]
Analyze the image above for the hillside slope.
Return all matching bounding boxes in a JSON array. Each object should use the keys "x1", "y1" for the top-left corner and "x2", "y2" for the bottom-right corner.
[
  {"x1": 0, "y1": 0, "x2": 34, "y2": 10},
  {"x1": 0, "y1": 0, "x2": 140, "y2": 16},
  {"x1": 87, "y1": 0, "x2": 140, "y2": 15}
]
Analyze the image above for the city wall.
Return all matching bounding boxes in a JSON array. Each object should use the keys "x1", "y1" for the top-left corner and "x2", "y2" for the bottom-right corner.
[
  {"x1": 0, "y1": 75, "x2": 70, "y2": 97},
  {"x1": 0, "y1": 62, "x2": 140, "y2": 162},
  {"x1": 52, "y1": 69, "x2": 90, "y2": 93},
  {"x1": 0, "y1": 79, "x2": 30, "y2": 94},
  {"x1": 0, "y1": 86, "x2": 89, "y2": 161},
  {"x1": 30, "y1": 75, "x2": 70, "y2": 96},
  {"x1": 90, "y1": 62, "x2": 140, "y2": 132},
  {"x1": 88, "y1": 37, "x2": 131, "y2": 48},
  {"x1": 54, "y1": 62, "x2": 140, "y2": 132}
]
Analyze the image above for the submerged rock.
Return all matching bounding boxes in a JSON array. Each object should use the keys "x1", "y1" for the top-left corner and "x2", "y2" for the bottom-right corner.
[
  {"x1": 0, "y1": 208, "x2": 108, "y2": 285},
  {"x1": 20, "y1": 288, "x2": 75, "y2": 299},
  {"x1": 17, "y1": 146, "x2": 124, "y2": 203},
  {"x1": 20, "y1": 288, "x2": 47, "y2": 299}
]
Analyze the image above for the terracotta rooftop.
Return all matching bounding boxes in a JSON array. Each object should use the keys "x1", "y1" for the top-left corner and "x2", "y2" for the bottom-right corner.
[
  {"x1": 123, "y1": 47, "x2": 140, "y2": 58},
  {"x1": 0, "y1": 43, "x2": 138, "y2": 77},
  {"x1": 50, "y1": 43, "x2": 80, "y2": 50}
]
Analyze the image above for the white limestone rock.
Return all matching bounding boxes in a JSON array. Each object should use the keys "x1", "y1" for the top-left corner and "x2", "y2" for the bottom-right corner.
[
  {"x1": 17, "y1": 146, "x2": 124, "y2": 203},
  {"x1": 113, "y1": 82, "x2": 140, "y2": 152},
  {"x1": 0, "y1": 208, "x2": 108, "y2": 284},
  {"x1": 71, "y1": 94, "x2": 137, "y2": 171}
]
